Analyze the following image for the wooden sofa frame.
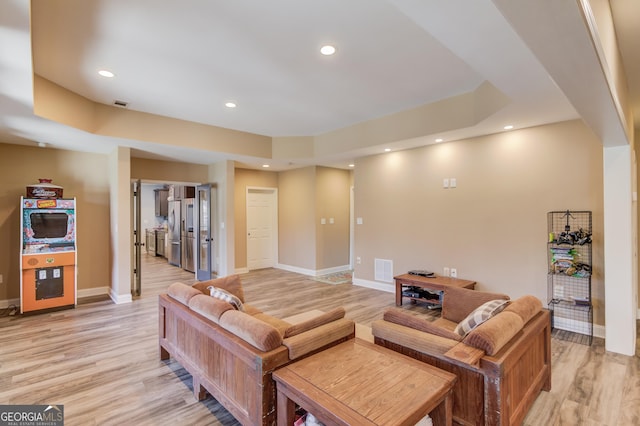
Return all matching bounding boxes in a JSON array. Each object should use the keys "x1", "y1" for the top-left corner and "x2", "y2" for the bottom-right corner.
[
  {"x1": 374, "y1": 309, "x2": 551, "y2": 426},
  {"x1": 159, "y1": 294, "x2": 354, "y2": 426}
]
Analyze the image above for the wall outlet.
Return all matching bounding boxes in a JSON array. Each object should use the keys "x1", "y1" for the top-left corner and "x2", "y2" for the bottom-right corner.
[
  {"x1": 443, "y1": 267, "x2": 450, "y2": 277},
  {"x1": 356, "y1": 256, "x2": 362, "y2": 264},
  {"x1": 450, "y1": 268, "x2": 457, "y2": 278}
]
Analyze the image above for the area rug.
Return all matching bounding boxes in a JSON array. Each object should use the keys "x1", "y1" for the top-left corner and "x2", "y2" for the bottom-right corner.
[{"x1": 312, "y1": 270, "x2": 353, "y2": 285}]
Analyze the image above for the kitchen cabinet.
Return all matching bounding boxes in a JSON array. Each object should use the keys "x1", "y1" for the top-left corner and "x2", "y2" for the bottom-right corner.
[
  {"x1": 156, "y1": 230, "x2": 166, "y2": 257},
  {"x1": 155, "y1": 188, "x2": 169, "y2": 217},
  {"x1": 146, "y1": 229, "x2": 167, "y2": 257},
  {"x1": 146, "y1": 229, "x2": 155, "y2": 254}
]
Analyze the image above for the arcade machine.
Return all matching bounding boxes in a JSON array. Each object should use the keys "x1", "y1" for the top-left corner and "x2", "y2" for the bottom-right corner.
[{"x1": 20, "y1": 179, "x2": 77, "y2": 313}]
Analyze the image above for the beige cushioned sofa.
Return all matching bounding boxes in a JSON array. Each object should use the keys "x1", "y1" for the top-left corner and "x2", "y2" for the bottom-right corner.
[
  {"x1": 372, "y1": 286, "x2": 551, "y2": 426},
  {"x1": 159, "y1": 275, "x2": 355, "y2": 426}
]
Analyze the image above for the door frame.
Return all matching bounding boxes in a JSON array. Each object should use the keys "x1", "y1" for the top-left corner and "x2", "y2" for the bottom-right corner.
[
  {"x1": 350, "y1": 185, "x2": 354, "y2": 270},
  {"x1": 196, "y1": 183, "x2": 217, "y2": 281},
  {"x1": 246, "y1": 187, "x2": 278, "y2": 270},
  {"x1": 131, "y1": 179, "x2": 142, "y2": 296}
]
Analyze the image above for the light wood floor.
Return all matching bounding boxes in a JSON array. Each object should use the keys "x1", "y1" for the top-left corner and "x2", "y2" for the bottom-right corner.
[{"x1": 1, "y1": 255, "x2": 639, "y2": 425}]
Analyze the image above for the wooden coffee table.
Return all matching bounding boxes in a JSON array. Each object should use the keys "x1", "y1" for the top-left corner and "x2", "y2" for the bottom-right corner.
[{"x1": 273, "y1": 339, "x2": 456, "y2": 426}]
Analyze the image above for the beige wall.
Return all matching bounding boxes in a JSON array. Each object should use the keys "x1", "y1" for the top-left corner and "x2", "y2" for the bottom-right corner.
[
  {"x1": 34, "y1": 75, "x2": 273, "y2": 159},
  {"x1": 234, "y1": 166, "x2": 350, "y2": 272},
  {"x1": 315, "y1": 167, "x2": 351, "y2": 269},
  {"x1": 234, "y1": 168, "x2": 279, "y2": 270},
  {"x1": 278, "y1": 167, "x2": 318, "y2": 270},
  {"x1": 353, "y1": 120, "x2": 605, "y2": 325},
  {"x1": 277, "y1": 166, "x2": 351, "y2": 272},
  {"x1": 0, "y1": 119, "x2": 611, "y2": 326},
  {"x1": 0, "y1": 143, "x2": 111, "y2": 301},
  {"x1": 131, "y1": 157, "x2": 209, "y2": 183}
]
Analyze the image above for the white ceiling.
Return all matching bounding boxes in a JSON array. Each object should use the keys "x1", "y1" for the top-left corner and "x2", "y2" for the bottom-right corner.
[{"x1": 0, "y1": 0, "x2": 638, "y2": 169}]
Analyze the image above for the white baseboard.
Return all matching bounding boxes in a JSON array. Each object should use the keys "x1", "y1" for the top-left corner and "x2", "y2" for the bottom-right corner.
[
  {"x1": 594, "y1": 324, "x2": 605, "y2": 339},
  {"x1": 553, "y1": 316, "x2": 605, "y2": 339},
  {"x1": 109, "y1": 288, "x2": 132, "y2": 304},
  {"x1": 314, "y1": 265, "x2": 351, "y2": 276},
  {"x1": 0, "y1": 298, "x2": 20, "y2": 309},
  {"x1": 235, "y1": 267, "x2": 250, "y2": 274},
  {"x1": 352, "y1": 277, "x2": 394, "y2": 293},
  {"x1": 78, "y1": 287, "x2": 109, "y2": 298},
  {"x1": 276, "y1": 263, "x2": 351, "y2": 277},
  {"x1": 1, "y1": 288, "x2": 110, "y2": 311},
  {"x1": 275, "y1": 263, "x2": 316, "y2": 276}
]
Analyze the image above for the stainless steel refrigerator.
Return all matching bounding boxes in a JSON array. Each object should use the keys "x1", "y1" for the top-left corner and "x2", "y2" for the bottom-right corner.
[
  {"x1": 181, "y1": 198, "x2": 196, "y2": 272},
  {"x1": 167, "y1": 200, "x2": 181, "y2": 267}
]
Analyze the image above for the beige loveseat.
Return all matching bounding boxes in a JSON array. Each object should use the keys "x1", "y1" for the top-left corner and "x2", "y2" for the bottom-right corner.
[
  {"x1": 159, "y1": 275, "x2": 355, "y2": 426},
  {"x1": 372, "y1": 286, "x2": 551, "y2": 426}
]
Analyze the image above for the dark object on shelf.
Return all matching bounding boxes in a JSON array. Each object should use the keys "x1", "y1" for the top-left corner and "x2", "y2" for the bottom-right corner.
[
  {"x1": 408, "y1": 269, "x2": 435, "y2": 277},
  {"x1": 555, "y1": 228, "x2": 592, "y2": 245},
  {"x1": 402, "y1": 290, "x2": 422, "y2": 298},
  {"x1": 401, "y1": 284, "x2": 443, "y2": 308}
]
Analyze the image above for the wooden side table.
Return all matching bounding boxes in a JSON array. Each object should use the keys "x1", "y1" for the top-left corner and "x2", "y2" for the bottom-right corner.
[
  {"x1": 273, "y1": 339, "x2": 456, "y2": 426},
  {"x1": 394, "y1": 273, "x2": 476, "y2": 307}
]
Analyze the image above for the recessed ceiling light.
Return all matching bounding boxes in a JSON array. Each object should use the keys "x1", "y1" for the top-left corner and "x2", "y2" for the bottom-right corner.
[
  {"x1": 503, "y1": 125, "x2": 514, "y2": 130},
  {"x1": 225, "y1": 102, "x2": 237, "y2": 108},
  {"x1": 37, "y1": 142, "x2": 46, "y2": 148},
  {"x1": 435, "y1": 138, "x2": 444, "y2": 143},
  {"x1": 262, "y1": 164, "x2": 270, "y2": 168},
  {"x1": 320, "y1": 45, "x2": 336, "y2": 55},
  {"x1": 98, "y1": 70, "x2": 115, "y2": 78},
  {"x1": 348, "y1": 164, "x2": 355, "y2": 168},
  {"x1": 384, "y1": 148, "x2": 391, "y2": 152}
]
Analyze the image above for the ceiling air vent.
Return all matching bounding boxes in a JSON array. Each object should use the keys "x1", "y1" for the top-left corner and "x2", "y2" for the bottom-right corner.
[{"x1": 113, "y1": 100, "x2": 129, "y2": 108}]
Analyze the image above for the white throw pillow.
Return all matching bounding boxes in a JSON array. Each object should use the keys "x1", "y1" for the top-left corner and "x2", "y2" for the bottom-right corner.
[
  {"x1": 454, "y1": 299, "x2": 509, "y2": 337},
  {"x1": 207, "y1": 286, "x2": 244, "y2": 311}
]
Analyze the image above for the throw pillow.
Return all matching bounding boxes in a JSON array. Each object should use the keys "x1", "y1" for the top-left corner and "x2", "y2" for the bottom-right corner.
[
  {"x1": 193, "y1": 274, "x2": 245, "y2": 302},
  {"x1": 454, "y1": 299, "x2": 510, "y2": 338},
  {"x1": 207, "y1": 286, "x2": 244, "y2": 311}
]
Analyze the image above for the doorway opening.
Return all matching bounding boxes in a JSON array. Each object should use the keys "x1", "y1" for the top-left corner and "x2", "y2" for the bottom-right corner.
[
  {"x1": 246, "y1": 187, "x2": 278, "y2": 270},
  {"x1": 131, "y1": 180, "x2": 200, "y2": 297}
]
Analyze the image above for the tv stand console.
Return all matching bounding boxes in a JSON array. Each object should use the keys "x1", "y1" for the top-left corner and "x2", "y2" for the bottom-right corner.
[{"x1": 395, "y1": 273, "x2": 476, "y2": 307}]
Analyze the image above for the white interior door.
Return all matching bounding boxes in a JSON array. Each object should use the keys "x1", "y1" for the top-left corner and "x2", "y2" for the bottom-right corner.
[{"x1": 247, "y1": 188, "x2": 277, "y2": 270}]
